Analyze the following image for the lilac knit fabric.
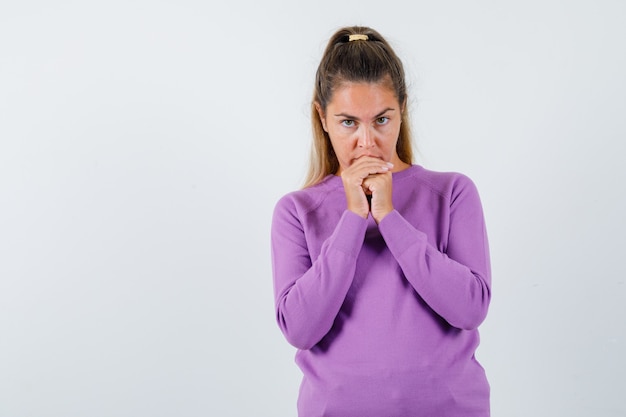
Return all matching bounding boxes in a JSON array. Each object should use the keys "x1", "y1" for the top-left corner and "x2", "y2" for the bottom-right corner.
[{"x1": 271, "y1": 165, "x2": 491, "y2": 417}]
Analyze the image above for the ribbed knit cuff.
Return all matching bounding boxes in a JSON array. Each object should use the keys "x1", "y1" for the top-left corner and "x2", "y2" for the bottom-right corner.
[
  {"x1": 378, "y1": 209, "x2": 427, "y2": 257},
  {"x1": 330, "y1": 210, "x2": 368, "y2": 257}
]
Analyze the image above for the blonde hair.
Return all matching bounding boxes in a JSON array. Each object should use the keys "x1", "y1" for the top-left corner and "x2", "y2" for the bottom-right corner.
[{"x1": 304, "y1": 26, "x2": 413, "y2": 187}]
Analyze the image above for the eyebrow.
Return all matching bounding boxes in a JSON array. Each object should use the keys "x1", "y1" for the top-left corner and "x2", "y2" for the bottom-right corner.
[{"x1": 333, "y1": 107, "x2": 396, "y2": 120}]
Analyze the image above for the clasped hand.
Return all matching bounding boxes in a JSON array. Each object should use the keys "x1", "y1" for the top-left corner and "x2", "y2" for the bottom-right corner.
[{"x1": 340, "y1": 156, "x2": 394, "y2": 224}]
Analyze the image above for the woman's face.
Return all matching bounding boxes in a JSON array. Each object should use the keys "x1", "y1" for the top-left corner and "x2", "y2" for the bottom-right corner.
[{"x1": 316, "y1": 81, "x2": 406, "y2": 175}]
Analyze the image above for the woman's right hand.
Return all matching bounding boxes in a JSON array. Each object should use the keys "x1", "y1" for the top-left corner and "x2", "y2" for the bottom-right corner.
[{"x1": 340, "y1": 157, "x2": 393, "y2": 219}]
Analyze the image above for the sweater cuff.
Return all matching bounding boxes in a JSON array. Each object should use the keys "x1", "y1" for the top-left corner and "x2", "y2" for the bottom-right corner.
[
  {"x1": 330, "y1": 210, "x2": 368, "y2": 257},
  {"x1": 378, "y1": 209, "x2": 427, "y2": 256}
]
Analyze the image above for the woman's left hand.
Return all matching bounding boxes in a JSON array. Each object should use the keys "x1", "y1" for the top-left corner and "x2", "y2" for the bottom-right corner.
[{"x1": 362, "y1": 171, "x2": 393, "y2": 224}]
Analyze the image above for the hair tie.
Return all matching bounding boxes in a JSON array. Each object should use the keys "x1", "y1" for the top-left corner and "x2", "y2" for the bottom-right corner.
[{"x1": 348, "y1": 34, "x2": 369, "y2": 42}]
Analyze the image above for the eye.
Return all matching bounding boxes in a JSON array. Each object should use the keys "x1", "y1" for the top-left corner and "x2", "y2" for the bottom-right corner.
[
  {"x1": 341, "y1": 119, "x2": 355, "y2": 127},
  {"x1": 376, "y1": 117, "x2": 389, "y2": 125}
]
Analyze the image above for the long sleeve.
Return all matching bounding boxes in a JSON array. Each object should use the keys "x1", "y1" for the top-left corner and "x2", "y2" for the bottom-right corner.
[
  {"x1": 378, "y1": 175, "x2": 491, "y2": 330},
  {"x1": 271, "y1": 195, "x2": 368, "y2": 350}
]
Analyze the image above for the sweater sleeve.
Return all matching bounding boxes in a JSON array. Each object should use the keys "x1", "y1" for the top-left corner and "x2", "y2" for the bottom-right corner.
[
  {"x1": 378, "y1": 176, "x2": 491, "y2": 330},
  {"x1": 271, "y1": 196, "x2": 368, "y2": 350}
]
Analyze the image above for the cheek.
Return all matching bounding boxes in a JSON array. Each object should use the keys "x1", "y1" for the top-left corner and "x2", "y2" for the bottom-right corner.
[
  {"x1": 380, "y1": 127, "x2": 401, "y2": 152},
  {"x1": 329, "y1": 130, "x2": 354, "y2": 150},
  {"x1": 331, "y1": 140, "x2": 349, "y2": 158},
  {"x1": 386, "y1": 123, "x2": 402, "y2": 142},
  {"x1": 329, "y1": 139, "x2": 354, "y2": 164}
]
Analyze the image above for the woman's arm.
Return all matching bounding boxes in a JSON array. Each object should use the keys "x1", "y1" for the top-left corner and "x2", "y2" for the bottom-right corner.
[
  {"x1": 379, "y1": 176, "x2": 491, "y2": 330},
  {"x1": 271, "y1": 197, "x2": 367, "y2": 350}
]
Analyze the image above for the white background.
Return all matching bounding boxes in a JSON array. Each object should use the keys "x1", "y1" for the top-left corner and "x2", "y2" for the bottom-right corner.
[{"x1": 1, "y1": 1, "x2": 625, "y2": 416}]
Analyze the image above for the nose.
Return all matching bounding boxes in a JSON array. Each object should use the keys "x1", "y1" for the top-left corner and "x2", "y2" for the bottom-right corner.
[{"x1": 357, "y1": 125, "x2": 375, "y2": 149}]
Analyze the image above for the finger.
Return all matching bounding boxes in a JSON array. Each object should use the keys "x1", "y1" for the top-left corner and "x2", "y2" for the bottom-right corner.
[
  {"x1": 350, "y1": 161, "x2": 394, "y2": 179},
  {"x1": 352, "y1": 157, "x2": 393, "y2": 170},
  {"x1": 363, "y1": 172, "x2": 391, "y2": 192}
]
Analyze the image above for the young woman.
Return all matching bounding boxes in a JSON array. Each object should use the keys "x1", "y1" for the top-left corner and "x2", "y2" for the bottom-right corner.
[{"x1": 271, "y1": 26, "x2": 491, "y2": 416}]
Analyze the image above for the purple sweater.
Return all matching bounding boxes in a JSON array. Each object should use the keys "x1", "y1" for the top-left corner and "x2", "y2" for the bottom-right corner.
[{"x1": 271, "y1": 165, "x2": 491, "y2": 417}]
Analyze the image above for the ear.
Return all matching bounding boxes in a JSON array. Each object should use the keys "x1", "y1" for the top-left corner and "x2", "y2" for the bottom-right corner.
[{"x1": 314, "y1": 102, "x2": 328, "y2": 132}]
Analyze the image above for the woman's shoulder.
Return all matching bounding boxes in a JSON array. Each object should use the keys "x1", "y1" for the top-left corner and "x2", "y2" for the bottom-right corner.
[
  {"x1": 274, "y1": 175, "x2": 342, "y2": 215},
  {"x1": 398, "y1": 165, "x2": 479, "y2": 198}
]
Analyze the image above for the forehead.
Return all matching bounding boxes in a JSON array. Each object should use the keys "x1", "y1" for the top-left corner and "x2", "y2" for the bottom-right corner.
[{"x1": 327, "y1": 81, "x2": 400, "y2": 113}]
